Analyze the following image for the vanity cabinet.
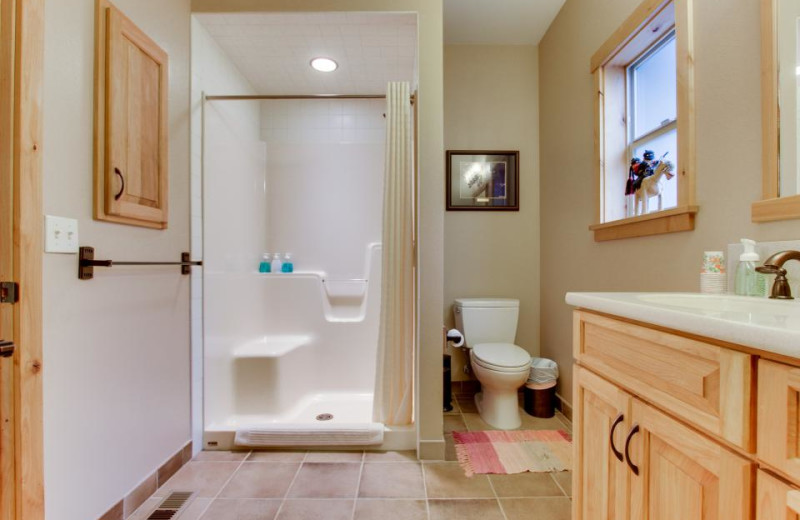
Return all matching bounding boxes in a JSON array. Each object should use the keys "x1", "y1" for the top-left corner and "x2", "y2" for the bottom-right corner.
[
  {"x1": 574, "y1": 311, "x2": 752, "y2": 450},
  {"x1": 757, "y1": 360, "x2": 800, "y2": 481},
  {"x1": 575, "y1": 367, "x2": 631, "y2": 520},
  {"x1": 575, "y1": 365, "x2": 752, "y2": 520},
  {"x1": 757, "y1": 470, "x2": 800, "y2": 519},
  {"x1": 572, "y1": 310, "x2": 793, "y2": 520}
]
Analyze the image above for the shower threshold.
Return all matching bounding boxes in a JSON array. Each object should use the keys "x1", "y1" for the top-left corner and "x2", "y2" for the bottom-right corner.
[{"x1": 204, "y1": 392, "x2": 414, "y2": 451}]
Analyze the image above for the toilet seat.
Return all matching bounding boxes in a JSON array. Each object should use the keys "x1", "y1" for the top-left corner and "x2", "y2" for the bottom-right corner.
[{"x1": 471, "y1": 343, "x2": 531, "y2": 373}]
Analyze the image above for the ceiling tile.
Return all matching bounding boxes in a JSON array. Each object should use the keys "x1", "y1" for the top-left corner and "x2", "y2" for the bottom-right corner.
[{"x1": 196, "y1": 12, "x2": 417, "y2": 95}]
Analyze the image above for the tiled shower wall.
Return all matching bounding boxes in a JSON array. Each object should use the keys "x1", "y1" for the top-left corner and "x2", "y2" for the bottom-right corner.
[
  {"x1": 260, "y1": 98, "x2": 386, "y2": 145},
  {"x1": 259, "y1": 99, "x2": 386, "y2": 279}
]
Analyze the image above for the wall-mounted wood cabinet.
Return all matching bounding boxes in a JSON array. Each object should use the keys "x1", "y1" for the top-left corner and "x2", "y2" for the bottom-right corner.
[{"x1": 94, "y1": 0, "x2": 168, "y2": 229}]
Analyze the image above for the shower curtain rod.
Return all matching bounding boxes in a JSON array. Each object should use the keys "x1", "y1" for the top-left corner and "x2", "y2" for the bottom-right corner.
[{"x1": 205, "y1": 93, "x2": 416, "y2": 103}]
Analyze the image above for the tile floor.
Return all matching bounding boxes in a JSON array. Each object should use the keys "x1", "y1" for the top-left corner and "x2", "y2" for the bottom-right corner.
[{"x1": 128, "y1": 388, "x2": 572, "y2": 520}]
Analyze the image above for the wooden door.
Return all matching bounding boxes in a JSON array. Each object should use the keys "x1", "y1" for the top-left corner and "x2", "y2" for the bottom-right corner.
[
  {"x1": 757, "y1": 469, "x2": 800, "y2": 520},
  {"x1": 629, "y1": 398, "x2": 753, "y2": 520},
  {"x1": 0, "y1": 0, "x2": 14, "y2": 517},
  {"x1": 98, "y1": 0, "x2": 168, "y2": 228},
  {"x1": 574, "y1": 367, "x2": 632, "y2": 520},
  {"x1": 0, "y1": 0, "x2": 44, "y2": 518}
]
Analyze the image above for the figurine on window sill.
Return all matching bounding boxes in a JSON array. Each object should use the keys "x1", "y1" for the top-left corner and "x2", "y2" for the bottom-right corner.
[
  {"x1": 634, "y1": 151, "x2": 674, "y2": 215},
  {"x1": 625, "y1": 157, "x2": 642, "y2": 217}
]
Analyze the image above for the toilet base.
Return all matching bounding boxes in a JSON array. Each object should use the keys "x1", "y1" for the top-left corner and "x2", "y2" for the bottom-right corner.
[{"x1": 474, "y1": 389, "x2": 522, "y2": 430}]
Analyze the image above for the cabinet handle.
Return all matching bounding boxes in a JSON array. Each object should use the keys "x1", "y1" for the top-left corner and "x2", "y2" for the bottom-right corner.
[
  {"x1": 114, "y1": 167, "x2": 125, "y2": 200},
  {"x1": 609, "y1": 413, "x2": 624, "y2": 462},
  {"x1": 624, "y1": 423, "x2": 640, "y2": 475}
]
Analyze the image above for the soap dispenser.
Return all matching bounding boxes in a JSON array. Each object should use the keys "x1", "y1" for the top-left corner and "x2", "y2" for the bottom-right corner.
[
  {"x1": 281, "y1": 253, "x2": 294, "y2": 273},
  {"x1": 271, "y1": 253, "x2": 282, "y2": 273},
  {"x1": 259, "y1": 253, "x2": 271, "y2": 273},
  {"x1": 734, "y1": 239, "x2": 765, "y2": 296}
]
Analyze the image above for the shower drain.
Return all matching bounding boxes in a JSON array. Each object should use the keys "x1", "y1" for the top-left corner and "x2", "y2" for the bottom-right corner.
[{"x1": 316, "y1": 413, "x2": 334, "y2": 421}]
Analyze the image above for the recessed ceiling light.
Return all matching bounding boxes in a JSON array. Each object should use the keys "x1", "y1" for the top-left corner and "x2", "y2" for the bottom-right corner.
[{"x1": 310, "y1": 57, "x2": 338, "y2": 72}]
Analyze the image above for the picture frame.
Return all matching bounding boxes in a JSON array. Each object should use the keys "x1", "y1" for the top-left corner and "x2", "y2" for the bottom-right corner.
[{"x1": 446, "y1": 150, "x2": 519, "y2": 211}]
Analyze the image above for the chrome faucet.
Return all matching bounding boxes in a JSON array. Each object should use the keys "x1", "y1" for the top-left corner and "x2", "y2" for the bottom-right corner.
[{"x1": 755, "y1": 250, "x2": 800, "y2": 299}]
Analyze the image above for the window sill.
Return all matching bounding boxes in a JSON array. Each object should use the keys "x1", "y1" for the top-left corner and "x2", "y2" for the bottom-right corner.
[
  {"x1": 589, "y1": 206, "x2": 698, "y2": 242},
  {"x1": 752, "y1": 195, "x2": 800, "y2": 223}
]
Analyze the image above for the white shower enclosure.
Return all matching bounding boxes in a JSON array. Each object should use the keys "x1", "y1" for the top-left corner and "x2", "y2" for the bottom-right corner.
[{"x1": 202, "y1": 97, "x2": 401, "y2": 449}]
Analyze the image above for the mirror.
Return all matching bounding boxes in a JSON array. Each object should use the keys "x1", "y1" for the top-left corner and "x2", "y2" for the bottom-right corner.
[{"x1": 756, "y1": 0, "x2": 800, "y2": 221}]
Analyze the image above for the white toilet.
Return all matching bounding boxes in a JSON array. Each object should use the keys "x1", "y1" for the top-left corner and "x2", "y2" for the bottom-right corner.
[{"x1": 454, "y1": 298, "x2": 531, "y2": 430}]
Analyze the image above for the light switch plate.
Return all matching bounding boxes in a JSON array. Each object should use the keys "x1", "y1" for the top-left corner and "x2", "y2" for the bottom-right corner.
[{"x1": 45, "y1": 215, "x2": 79, "y2": 253}]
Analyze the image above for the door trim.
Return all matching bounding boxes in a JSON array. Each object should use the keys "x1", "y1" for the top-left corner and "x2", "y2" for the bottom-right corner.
[{"x1": 1, "y1": 0, "x2": 44, "y2": 518}]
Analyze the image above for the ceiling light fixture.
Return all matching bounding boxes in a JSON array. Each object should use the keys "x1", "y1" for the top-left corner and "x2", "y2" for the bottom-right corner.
[{"x1": 310, "y1": 57, "x2": 338, "y2": 72}]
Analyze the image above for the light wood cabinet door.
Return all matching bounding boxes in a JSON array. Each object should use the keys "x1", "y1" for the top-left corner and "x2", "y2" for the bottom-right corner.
[
  {"x1": 95, "y1": 0, "x2": 168, "y2": 228},
  {"x1": 574, "y1": 367, "x2": 632, "y2": 520},
  {"x1": 574, "y1": 311, "x2": 753, "y2": 450},
  {"x1": 628, "y1": 398, "x2": 753, "y2": 520},
  {"x1": 758, "y1": 359, "x2": 800, "y2": 483},
  {"x1": 757, "y1": 470, "x2": 800, "y2": 520}
]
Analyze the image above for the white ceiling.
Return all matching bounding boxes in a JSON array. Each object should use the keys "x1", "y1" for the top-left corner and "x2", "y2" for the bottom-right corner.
[
  {"x1": 444, "y1": 0, "x2": 566, "y2": 45},
  {"x1": 195, "y1": 3, "x2": 566, "y2": 96},
  {"x1": 195, "y1": 12, "x2": 418, "y2": 95}
]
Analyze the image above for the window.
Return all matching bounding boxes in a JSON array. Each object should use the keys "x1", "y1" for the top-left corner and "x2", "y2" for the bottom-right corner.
[
  {"x1": 590, "y1": 0, "x2": 696, "y2": 241},
  {"x1": 627, "y1": 32, "x2": 677, "y2": 216}
]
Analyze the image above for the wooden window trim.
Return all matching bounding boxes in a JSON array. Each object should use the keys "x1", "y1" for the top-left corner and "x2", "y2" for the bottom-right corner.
[
  {"x1": 591, "y1": 0, "x2": 696, "y2": 242},
  {"x1": 754, "y1": 0, "x2": 800, "y2": 222}
]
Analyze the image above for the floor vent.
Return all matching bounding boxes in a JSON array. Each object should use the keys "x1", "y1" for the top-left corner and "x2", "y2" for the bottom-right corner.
[{"x1": 146, "y1": 491, "x2": 193, "y2": 520}]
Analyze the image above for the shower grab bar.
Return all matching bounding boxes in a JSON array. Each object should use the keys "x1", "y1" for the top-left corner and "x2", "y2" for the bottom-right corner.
[{"x1": 78, "y1": 246, "x2": 202, "y2": 280}]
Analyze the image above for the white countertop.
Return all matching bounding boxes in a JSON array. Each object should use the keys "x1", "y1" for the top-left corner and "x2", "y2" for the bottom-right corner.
[{"x1": 565, "y1": 292, "x2": 800, "y2": 359}]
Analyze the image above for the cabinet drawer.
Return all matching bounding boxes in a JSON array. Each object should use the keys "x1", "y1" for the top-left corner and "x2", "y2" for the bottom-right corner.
[
  {"x1": 574, "y1": 311, "x2": 753, "y2": 450},
  {"x1": 758, "y1": 360, "x2": 800, "y2": 483},
  {"x1": 757, "y1": 470, "x2": 800, "y2": 519}
]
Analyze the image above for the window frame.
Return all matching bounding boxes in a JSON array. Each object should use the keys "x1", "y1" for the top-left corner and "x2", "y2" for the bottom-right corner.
[{"x1": 589, "y1": 0, "x2": 696, "y2": 242}]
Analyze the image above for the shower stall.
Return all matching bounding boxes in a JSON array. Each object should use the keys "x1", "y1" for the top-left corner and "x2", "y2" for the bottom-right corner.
[
  {"x1": 200, "y1": 93, "x2": 414, "y2": 449},
  {"x1": 204, "y1": 97, "x2": 394, "y2": 446},
  {"x1": 192, "y1": 11, "x2": 418, "y2": 450}
]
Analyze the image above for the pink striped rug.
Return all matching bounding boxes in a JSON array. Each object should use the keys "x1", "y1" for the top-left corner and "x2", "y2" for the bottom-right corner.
[{"x1": 452, "y1": 430, "x2": 572, "y2": 477}]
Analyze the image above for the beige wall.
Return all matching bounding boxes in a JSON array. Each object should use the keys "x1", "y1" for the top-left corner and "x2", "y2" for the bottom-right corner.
[
  {"x1": 443, "y1": 45, "x2": 540, "y2": 381},
  {"x1": 539, "y1": 0, "x2": 799, "y2": 410},
  {"x1": 191, "y1": 0, "x2": 445, "y2": 459},
  {"x1": 42, "y1": 1, "x2": 191, "y2": 519}
]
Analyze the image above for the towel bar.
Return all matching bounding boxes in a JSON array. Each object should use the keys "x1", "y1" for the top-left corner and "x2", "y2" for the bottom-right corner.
[{"x1": 78, "y1": 246, "x2": 202, "y2": 280}]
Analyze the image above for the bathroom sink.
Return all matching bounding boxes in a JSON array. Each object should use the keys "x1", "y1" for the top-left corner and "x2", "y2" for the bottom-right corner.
[
  {"x1": 565, "y1": 292, "x2": 800, "y2": 358},
  {"x1": 634, "y1": 292, "x2": 797, "y2": 316}
]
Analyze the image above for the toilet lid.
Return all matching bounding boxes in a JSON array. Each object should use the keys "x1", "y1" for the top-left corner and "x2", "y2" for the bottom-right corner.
[{"x1": 472, "y1": 343, "x2": 530, "y2": 370}]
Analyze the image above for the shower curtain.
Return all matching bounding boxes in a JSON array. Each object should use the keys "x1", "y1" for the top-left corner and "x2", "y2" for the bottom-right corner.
[{"x1": 373, "y1": 82, "x2": 414, "y2": 426}]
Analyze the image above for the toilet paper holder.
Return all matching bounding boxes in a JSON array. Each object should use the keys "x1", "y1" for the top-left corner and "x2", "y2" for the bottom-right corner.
[{"x1": 446, "y1": 328, "x2": 464, "y2": 348}]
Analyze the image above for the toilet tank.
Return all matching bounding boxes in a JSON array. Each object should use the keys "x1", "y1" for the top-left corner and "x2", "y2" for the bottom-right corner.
[{"x1": 454, "y1": 298, "x2": 519, "y2": 347}]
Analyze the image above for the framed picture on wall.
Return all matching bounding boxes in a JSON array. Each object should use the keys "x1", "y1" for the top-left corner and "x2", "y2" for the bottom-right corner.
[{"x1": 446, "y1": 150, "x2": 519, "y2": 211}]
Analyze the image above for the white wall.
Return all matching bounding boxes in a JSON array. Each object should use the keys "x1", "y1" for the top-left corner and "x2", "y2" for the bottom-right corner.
[
  {"x1": 42, "y1": 1, "x2": 191, "y2": 519},
  {"x1": 539, "y1": 0, "x2": 800, "y2": 411},
  {"x1": 443, "y1": 45, "x2": 540, "y2": 381},
  {"x1": 261, "y1": 99, "x2": 385, "y2": 279}
]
